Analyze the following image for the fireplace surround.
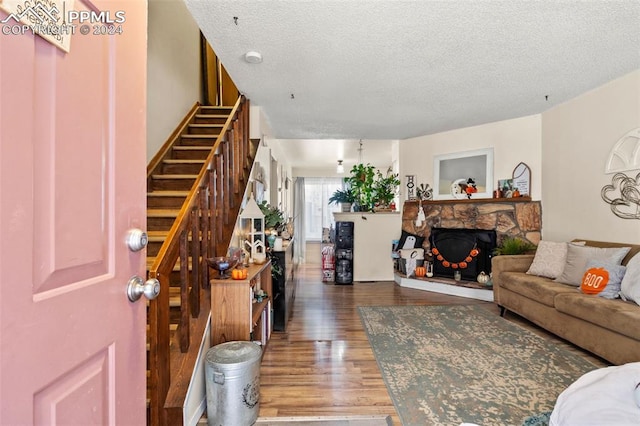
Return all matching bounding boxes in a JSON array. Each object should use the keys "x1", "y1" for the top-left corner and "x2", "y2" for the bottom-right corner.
[{"x1": 402, "y1": 198, "x2": 542, "y2": 249}]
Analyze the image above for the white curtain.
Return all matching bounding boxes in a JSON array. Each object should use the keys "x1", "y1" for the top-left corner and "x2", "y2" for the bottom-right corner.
[
  {"x1": 303, "y1": 178, "x2": 342, "y2": 241},
  {"x1": 293, "y1": 177, "x2": 306, "y2": 263}
]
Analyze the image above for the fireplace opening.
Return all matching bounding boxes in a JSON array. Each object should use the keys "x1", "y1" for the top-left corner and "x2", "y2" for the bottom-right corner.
[{"x1": 429, "y1": 227, "x2": 497, "y2": 281}]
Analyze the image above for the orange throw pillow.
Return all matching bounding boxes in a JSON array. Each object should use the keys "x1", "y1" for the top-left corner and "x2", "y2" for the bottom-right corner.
[{"x1": 580, "y1": 267, "x2": 610, "y2": 295}]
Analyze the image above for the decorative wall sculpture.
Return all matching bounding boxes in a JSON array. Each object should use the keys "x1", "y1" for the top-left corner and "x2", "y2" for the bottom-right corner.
[
  {"x1": 605, "y1": 127, "x2": 640, "y2": 174},
  {"x1": 601, "y1": 172, "x2": 640, "y2": 220}
]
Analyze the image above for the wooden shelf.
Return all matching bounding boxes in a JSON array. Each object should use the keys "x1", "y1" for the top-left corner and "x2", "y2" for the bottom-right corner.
[{"x1": 252, "y1": 298, "x2": 269, "y2": 325}]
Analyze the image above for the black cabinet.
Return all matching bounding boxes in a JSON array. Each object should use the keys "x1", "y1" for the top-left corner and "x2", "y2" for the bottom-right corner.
[{"x1": 271, "y1": 240, "x2": 296, "y2": 331}]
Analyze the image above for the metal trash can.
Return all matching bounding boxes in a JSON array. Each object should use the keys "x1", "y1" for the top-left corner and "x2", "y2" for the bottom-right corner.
[{"x1": 205, "y1": 341, "x2": 262, "y2": 426}]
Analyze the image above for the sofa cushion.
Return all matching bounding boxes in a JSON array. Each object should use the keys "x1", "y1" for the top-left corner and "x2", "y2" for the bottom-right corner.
[
  {"x1": 555, "y1": 244, "x2": 631, "y2": 286},
  {"x1": 500, "y1": 272, "x2": 577, "y2": 308},
  {"x1": 526, "y1": 241, "x2": 584, "y2": 279},
  {"x1": 554, "y1": 292, "x2": 640, "y2": 341}
]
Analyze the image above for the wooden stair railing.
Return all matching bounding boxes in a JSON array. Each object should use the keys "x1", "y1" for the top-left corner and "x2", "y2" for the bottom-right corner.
[{"x1": 146, "y1": 95, "x2": 257, "y2": 426}]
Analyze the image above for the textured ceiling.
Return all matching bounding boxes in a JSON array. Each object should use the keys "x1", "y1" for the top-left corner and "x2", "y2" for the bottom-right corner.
[{"x1": 185, "y1": 1, "x2": 640, "y2": 141}]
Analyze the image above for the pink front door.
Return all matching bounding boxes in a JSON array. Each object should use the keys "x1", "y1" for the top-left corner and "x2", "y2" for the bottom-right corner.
[{"x1": 0, "y1": 1, "x2": 147, "y2": 424}]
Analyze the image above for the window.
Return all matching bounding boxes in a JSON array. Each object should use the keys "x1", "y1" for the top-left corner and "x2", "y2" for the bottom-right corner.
[{"x1": 304, "y1": 178, "x2": 343, "y2": 241}]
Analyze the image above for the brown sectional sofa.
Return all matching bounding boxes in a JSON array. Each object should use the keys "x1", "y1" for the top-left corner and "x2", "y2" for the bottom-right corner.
[{"x1": 492, "y1": 240, "x2": 640, "y2": 365}]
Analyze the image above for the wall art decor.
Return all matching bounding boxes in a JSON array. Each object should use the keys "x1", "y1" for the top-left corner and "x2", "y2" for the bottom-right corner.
[
  {"x1": 433, "y1": 148, "x2": 494, "y2": 200},
  {"x1": 406, "y1": 175, "x2": 416, "y2": 201},
  {"x1": 416, "y1": 183, "x2": 433, "y2": 201},
  {"x1": 512, "y1": 162, "x2": 531, "y2": 196},
  {"x1": 601, "y1": 172, "x2": 640, "y2": 219},
  {"x1": 604, "y1": 127, "x2": 640, "y2": 174}
]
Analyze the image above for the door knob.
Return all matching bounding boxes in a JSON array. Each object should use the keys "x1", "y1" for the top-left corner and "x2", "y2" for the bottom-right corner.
[
  {"x1": 127, "y1": 276, "x2": 160, "y2": 302},
  {"x1": 126, "y1": 228, "x2": 148, "y2": 252}
]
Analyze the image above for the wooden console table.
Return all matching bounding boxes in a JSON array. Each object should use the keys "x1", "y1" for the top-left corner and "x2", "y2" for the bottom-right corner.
[{"x1": 210, "y1": 261, "x2": 273, "y2": 347}]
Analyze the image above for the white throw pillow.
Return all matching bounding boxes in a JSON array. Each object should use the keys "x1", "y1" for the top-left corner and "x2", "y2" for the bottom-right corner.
[
  {"x1": 550, "y1": 363, "x2": 640, "y2": 426},
  {"x1": 620, "y1": 252, "x2": 640, "y2": 306},
  {"x1": 555, "y1": 244, "x2": 631, "y2": 286},
  {"x1": 527, "y1": 241, "x2": 580, "y2": 279}
]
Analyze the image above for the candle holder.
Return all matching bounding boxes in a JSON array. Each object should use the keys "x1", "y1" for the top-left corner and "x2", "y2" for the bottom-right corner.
[{"x1": 426, "y1": 261, "x2": 434, "y2": 278}]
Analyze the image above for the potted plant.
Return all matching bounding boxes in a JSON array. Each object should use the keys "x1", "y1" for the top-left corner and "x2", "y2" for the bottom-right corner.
[
  {"x1": 345, "y1": 163, "x2": 376, "y2": 212},
  {"x1": 493, "y1": 237, "x2": 537, "y2": 255},
  {"x1": 372, "y1": 167, "x2": 401, "y2": 210},
  {"x1": 258, "y1": 201, "x2": 285, "y2": 232},
  {"x1": 329, "y1": 187, "x2": 356, "y2": 212}
]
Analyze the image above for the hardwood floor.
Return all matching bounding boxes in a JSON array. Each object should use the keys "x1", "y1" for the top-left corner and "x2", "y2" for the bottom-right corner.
[{"x1": 258, "y1": 264, "x2": 607, "y2": 424}]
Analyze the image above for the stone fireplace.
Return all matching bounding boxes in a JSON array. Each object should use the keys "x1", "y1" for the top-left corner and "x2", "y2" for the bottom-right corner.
[{"x1": 402, "y1": 198, "x2": 542, "y2": 250}]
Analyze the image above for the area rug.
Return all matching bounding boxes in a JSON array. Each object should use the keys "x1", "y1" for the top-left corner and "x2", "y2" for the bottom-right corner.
[{"x1": 358, "y1": 305, "x2": 597, "y2": 426}]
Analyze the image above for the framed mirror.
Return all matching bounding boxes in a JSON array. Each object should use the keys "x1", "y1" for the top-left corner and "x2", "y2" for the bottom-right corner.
[
  {"x1": 512, "y1": 162, "x2": 531, "y2": 196},
  {"x1": 433, "y1": 148, "x2": 494, "y2": 200}
]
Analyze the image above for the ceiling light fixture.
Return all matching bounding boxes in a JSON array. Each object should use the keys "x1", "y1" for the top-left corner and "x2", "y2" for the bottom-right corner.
[
  {"x1": 336, "y1": 160, "x2": 344, "y2": 174},
  {"x1": 244, "y1": 51, "x2": 263, "y2": 64}
]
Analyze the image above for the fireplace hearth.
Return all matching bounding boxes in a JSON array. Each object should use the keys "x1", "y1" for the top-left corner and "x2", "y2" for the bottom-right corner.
[{"x1": 429, "y1": 227, "x2": 497, "y2": 281}]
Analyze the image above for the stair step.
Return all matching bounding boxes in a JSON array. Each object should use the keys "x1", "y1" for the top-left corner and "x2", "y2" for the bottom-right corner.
[
  {"x1": 180, "y1": 134, "x2": 219, "y2": 147},
  {"x1": 147, "y1": 208, "x2": 180, "y2": 229},
  {"x1": 146, "y1": 230, "x2": 204, "y2": 257},
  {"x1": 171, "y1": 146, "x2": 213, "y2": 160},
  {"x1": 199, "y1": 106, "x2": 233, "y2": 114},
  {"x1": 187, "y1": 124, "x2": 225, "y2": 135},
  {"x1": 161, "y1": 159, "x2": 205, "y2": 175},
  {"x1": 146, "y1": 230, "x2": 169, "y2": 257},
  {"x1": 149, "y1": 174, "x2": 197, "y2": 191},
  {"x1": 193, "y1": 114, "x2": 229, "y2": 125},
  {"x1": 147, "y1": 190, "x2": 189, "y2": 209}
]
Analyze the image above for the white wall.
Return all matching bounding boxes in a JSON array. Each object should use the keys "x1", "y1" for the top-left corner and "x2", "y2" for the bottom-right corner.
[
  {"x1": 399, "y1": 114, "x2": 543, "y2": 201},
  {"x1": 147, "y1": 0, "x2": 201, "y2": 162},
  {"x1": 540, "y1": 70, "x2": 640, "y2": 243}
]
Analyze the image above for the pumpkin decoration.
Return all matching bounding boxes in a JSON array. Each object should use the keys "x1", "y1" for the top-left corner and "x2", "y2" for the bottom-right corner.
[
  {"x1": 414, "y1": 266, "x2": 426, "y2": 277},
  {"x1": 477, "y1": 271, "x2": 489, "y2": 285},
  {"x1": 231, "y1": 267, "x2": 248, "y2": 280},
  {"x1": 430, "y1": 242, "x2": 479, "y2": 269}
]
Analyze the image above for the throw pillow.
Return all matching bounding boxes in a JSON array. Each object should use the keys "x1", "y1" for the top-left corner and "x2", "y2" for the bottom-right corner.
[
  {"x1": 554, "y1": 244, "x2": 631, "y2": 286},
  {"x1": 579, "y1": 259, "x2": 626, "y2": 299},
  {"x1": 620, "y1": 252, "x2": 640, "y2": 306},
  {"x1": 398, "y1": 230, "x2": 425, "y2": 250},
  {"x1": 526, "y1": 241, "x2": 584, "y2": 279}
]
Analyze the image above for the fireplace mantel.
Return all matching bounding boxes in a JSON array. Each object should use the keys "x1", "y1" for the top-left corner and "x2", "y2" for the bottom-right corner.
[
  {"x1": 402, "y1": 198, "x2": 541, "y2": 247},
  {"x1": 419, "y1": 196, "x2": 532, "y2": 205}
]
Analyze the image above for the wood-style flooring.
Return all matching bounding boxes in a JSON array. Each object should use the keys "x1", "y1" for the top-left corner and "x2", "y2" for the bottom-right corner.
[{"x1": 258, "y1": 264, "x2": 607, "y2": 424}]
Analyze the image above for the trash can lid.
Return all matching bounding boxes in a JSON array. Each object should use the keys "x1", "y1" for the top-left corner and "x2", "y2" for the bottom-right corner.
[{"x1": 206, "y1": 341, "x2": 262, "y2": 365}]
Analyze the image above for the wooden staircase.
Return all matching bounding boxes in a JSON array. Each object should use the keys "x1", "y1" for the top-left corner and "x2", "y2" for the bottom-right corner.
[{"x1": 146, "y1": 97, "x2": 258, "y2": 425}]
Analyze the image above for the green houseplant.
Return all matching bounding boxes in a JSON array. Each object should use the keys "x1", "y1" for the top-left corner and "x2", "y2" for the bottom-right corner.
[
  {"x1": 372, "y1": 167, "x2": 401, "y2": 209},
  {"x1": 258, "y1": 201, "x2": 285, "y2": 231},
  {"x1": 328, "y1": 187, "x2": 356, "y2": 212},
  {"x1": 345, "y1": 163, "x2": 376, "y2": 212},
  {"x1": 493, "y1": 237, "x2": 537, "y2": 255}
]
